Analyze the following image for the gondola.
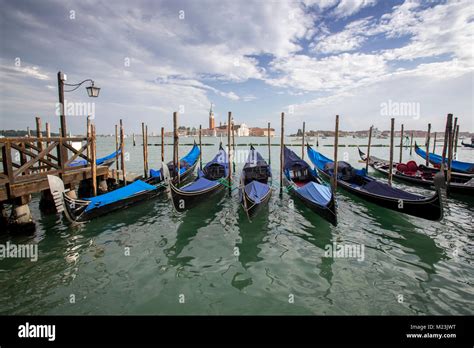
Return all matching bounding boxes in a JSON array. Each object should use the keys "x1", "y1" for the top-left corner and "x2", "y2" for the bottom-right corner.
[
  {"x1": 358, "y1": 148, "x2": 474, "y2": 196},
  {"x1": 239, "y1": 145, "x2": 272, "y2": 219},
  {"x1": 48, "y1": 144, "x2": 201, "y2": 223},
  {"x1": 149, "y1": 142, "x2": 200, "y2": 184},
  {"x1": 308, "y1": 145, "x2": 443, "y2": 221},
  {"x1": 283, "y1": 146, "x2": 337, "y2": 226},
  {"x1": 48, "y1": 174, "x2": 165, "y2": 223},
  {"x1": 69, "y1": 147, "x2": 122, "y2": 167},
  {"x1": 168, "y1": 144, "x2": 229, "y2": 212},
  {"x1": 415, "y1": 142, "x2": 474, "y2": 174},
  {"x1": 461, "y1": 141, "x2": 474, "y2": 148}
]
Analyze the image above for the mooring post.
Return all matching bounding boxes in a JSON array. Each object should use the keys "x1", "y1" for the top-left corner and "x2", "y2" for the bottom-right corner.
[
  {"x1": 10, "y1": 195, "x2": 35, "y2": 233},
  {"x1": 333, "y1": 115, "x2": 339, "y2": 192},
  {"x1": 425, "y1": 123, "x2": 431, "y2": 166},
  {"x1": 173, "y1": 112, "x2": 180, "y2": 186},
  {"x1": 35, "y1": 116, "x2": 43, "y2": 171},
  {"x1": 366, "y1": 125, "x2": 373, "y2": 172},
  {"x1": 440, "y1": 114, "x2": 450, "y2": 174},
  {"x1": 280, "y1": 112, "x2": 284, "y2": 196},
  {"x1": 142, "y1": 122, "x2": 147, "y2": 178},
  {"x1": 432, "y1": 132, "x2": 437, "y2": 154},
  {"x1": 454, "y1": 124, "x2": 460, "y2": 159},
  {"x1": 199, "y1": 125, "x2": 202, "y2": 170},
  {"x1": 227, "y1": 111, "x2": 232, "y2": 195},
  {"x1": 161, "y1": 127, "x2": 165, "y2": 162},
  {"x1": 409, "y1": 131, "x2": 414, "y2": 155},
  {"x1": 447, "y1": 114, "x2": 454, "y2": 189},
  {"x1": 86, "y1": 116, "x2": 91, "y2": 159},
  {"x1": 452, "y1": 117, "x2": 458, "y2": 159},
  {"x1": 302, "y1": 121, "x2": 305, "y2": 159},
  {"x1": 133, "y1": 133, "x2": 136, "y2": 146},
  {"x1": 91, "y1": 124, "x2": 97, "y2": 196},
  {"x1": 388, "y1": 118, "x2": 395, "y2": 186},
  {"x1": 267, "y1": 122, "x2": 271, "y2": 165},
  {"x1": 399, "y1": 123, "x2": 404, "y2": 164},
  {"x1": 120, "y1": 119, "x2": 126, "y2": 185},
  {"x1": 145, "y1": 125, "x2": 149, "y2": 177},
  {"x1": 316, "y1": 131, "x2": 319, "y2": 147},
  {"x1": 231, "y1": 118, "x2": 236, "y2": 174},
  {"x1": 114, "y1": 124, "x2": 119, "y2": 181}
]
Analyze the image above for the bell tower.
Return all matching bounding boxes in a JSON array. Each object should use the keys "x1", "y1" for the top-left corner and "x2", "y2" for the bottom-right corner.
[{"x1": 209, "y1": 103, "x2": 215, "y2": 130}]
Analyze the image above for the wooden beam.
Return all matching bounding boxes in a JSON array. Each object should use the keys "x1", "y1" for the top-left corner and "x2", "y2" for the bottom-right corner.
[
  {"x1": 388, "y1": 118, "x2": 394, "y2": 186},
  {"x1": 399, "y1": 123, "x2": 404, "y2": 163},
  {"x1": 280, "y1": 112, "x2": 284, "y2": 196},
  {"x1": 333, "y1": 115, "x2": 339, "y2": 191},
  {"x1": 366, "y1": 125, "x2": 373, "y2": 172}
]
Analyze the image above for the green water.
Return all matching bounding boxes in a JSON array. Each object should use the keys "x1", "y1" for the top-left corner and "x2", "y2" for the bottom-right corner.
[{"x1": 1, "y1": 136, "x2": 473, "y2": 315}]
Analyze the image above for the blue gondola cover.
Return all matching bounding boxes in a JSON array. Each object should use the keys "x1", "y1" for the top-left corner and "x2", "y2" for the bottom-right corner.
[
  {"x1": 69, "y1": 148, "x2": 122, "y2": 167},
  {"x1": 296, "y1": 182, "x2": 331, "y2": 206},
  {"x1": 149, "y1": 144, "x2": 201, "y2": 178},
  {"x1": 415, "y1": 143, "x2": 474, "y2": 173},
  {"x1": 84, "y1": 180, "x2": 157, "y2": 212},
  {"x1": 244, "y1": 181, "x2": 270, "y2": 204}
]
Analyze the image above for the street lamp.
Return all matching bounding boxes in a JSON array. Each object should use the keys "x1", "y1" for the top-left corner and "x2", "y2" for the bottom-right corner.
[{"x1": 57, "y1": 71, "x2": 101, "y2": 138}]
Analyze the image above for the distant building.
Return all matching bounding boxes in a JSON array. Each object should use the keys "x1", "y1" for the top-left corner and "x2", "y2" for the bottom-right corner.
[{"x1": 249, "y1": 127, "x2": 275, "y2": 137}]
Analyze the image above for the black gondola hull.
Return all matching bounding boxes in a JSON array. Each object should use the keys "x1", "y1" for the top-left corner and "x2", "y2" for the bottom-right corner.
[
  {"x1": 241, "y1": 187, "x2": 272, "y2": 218},
  {"x1": 358, "y1": 148, "x2": 474, "y2": 197},
  {"x1": 316, "y1": 168, "x2": 443, "y2": 221},
  {"x1": 285, "y1": 179, "x2": 338, "y2": 226},
  {"x1": 170, "y1": 182, "x2": 226, "y2": 212},
  {"x1": 65, "y1": 188, "x2": 164, "y2": 223}
]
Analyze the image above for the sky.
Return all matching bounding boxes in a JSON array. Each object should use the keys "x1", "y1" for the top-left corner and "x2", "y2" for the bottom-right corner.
[{"x1": 0, "y1": 0, "x2": 473, "y2": 135}]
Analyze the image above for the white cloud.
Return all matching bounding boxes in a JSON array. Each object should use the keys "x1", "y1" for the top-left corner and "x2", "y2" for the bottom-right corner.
[
  {"x1": 268, "y1": 53, "x2": 387, "y2": 91},
  {"x1": 332, "y1": 0, "x2": 377, "y2": 18}
]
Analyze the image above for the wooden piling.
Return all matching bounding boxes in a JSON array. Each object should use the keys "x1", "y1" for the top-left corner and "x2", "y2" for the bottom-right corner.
[
  {"x1": 388, "y1": 118, "x2": 395, "y2": 186},
  {"x1": 425, "y1": 123, "x2": 431, "y2": 166},
  {"x1": 120, "y1": 119, "x2": 126, "y2": 185},
  {"x1": 142, "y1": 122, "x2": 148, "y2": 178},
  {"x1": 333, "y1": 115, "x2": 339, "y2": 192},
  {"x1": 316, "y1": 132, "x2": 319, "y2": 147},
  {"x1": 133, "y1": 133, "x2": 136, "y2": 146},
  {"x1": 161, "y1": 127, "x2": 165, "y2": 162},
  {"x1": 145, "y1": 125, "x2": 148, "y2": 177},
  {"x1": 91, "y1": 124, "x2": 97, "y2": 196},
  {"x1": 447, "y1": 114, "x2": 454, "y2": 187},
  {"x1": 199, "y1": 125, "x2": 202, "y2": 170},
  {"x1": 227, "y1": 112, "x2": 232, "y2": 195},
  {"x1": 231, "y1": 118, "x2": 236, "y2": 173},
  {"x1": 409, "y1": 131, "x2": 413, "y2": 155},
  {"x1": 454, "y1": 124, "x2": 460, "y2": 159},
  {"x1": 432, "y1": 132, "x2": 437, "y2": 154},
  {"x1": 86, "y1": 116, "x2": 91, "y2": 159},
  {"x1": 35, "y1": 117, "x2": 43, "y2": 171},
  {"x1": 115, "y1": 124, "x2": 119, "y2": 181},
  {"x1": 399, "y1": 124, "x2": 404, "y2": 164},
  {"x1": 280, "y1": 112, "x2": 284, "y2": 196},
  {"x1": 173, "y1": 112, "x2": 179, "y2": 186},
  {"x1": 301, "y1": 121, "x2": 305, "y2": 159},
  {"x1": 366, "y1": 125, "x2": 373, "y2": 172},
  {"x1": 452, "y1": 117, "x2": 458, "y2": 159},
  {"x1": 440, "y1": 114, "x2": 450, "y2": 173},
  {"x1": 267, "y1": 122, "x2": 271, "y2": 165},
  {"x1": 45, "y1": 122, "x2": 51, "y2": 147}
]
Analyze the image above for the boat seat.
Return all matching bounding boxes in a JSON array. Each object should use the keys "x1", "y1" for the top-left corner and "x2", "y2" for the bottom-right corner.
[{"x1": 397, "y1": 161, "x2": 418, "y2": 175}]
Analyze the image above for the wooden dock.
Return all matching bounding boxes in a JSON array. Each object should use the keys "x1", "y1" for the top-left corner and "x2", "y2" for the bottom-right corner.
[{"x1": 0, "y1": 134, "x2": 110, "y2": 232}]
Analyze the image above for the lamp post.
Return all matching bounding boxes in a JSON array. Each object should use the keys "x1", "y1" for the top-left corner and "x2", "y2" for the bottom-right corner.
[{"x1": 57, "y1": 71, "x2": 100, "y2": 138}]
